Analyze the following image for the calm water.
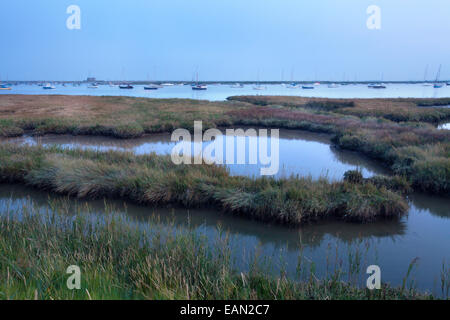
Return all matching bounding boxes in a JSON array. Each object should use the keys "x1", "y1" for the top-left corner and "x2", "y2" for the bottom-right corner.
[
  {"x1": 2, "y1": 129, "x2": 389, "y2": 180},
  {"x1": 438, "y1": 123, "x2": 450, "y2": 130},
  {"x1": 2, "y1": 83, "x2": 450, "y2": 101},
  {"x1": 0, "y1": 183, "x2": 448, "y2": 295},
  {"x1": 0, "y1": 130, "x2": 449, "y2": 294}
]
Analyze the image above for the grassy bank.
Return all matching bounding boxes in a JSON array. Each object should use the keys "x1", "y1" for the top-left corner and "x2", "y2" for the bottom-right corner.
[
  {"x1": 226, "y1": 98, "x2": 450, "y2": 195},
  {"x1": 0, "y1": 200, "x2": 438, "y2": 300},
  {"x1": 0, "y1": 95, "x2": 246, "y2": 138},
  {"x1": 0, "y1": 94, "x2": 449, "y2": 195},
  {"x1": 3, "y1": 95, "x2": 448, "y2": 139},
  {"x1": 228, "y1": 96, "x2": 450, "y2": 123},
  {"x1": 0, "y1": 144, "x2": 408, "y2": 225}
]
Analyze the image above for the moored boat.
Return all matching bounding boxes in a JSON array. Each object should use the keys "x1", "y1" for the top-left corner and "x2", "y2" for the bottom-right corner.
[
  {"x1": 144, "y1": 84, "x2": 159, "y2": 90},
  {"x1": 119, "y1": 84, "x2": 134, "y2": 89},
  {"x1": 433, "y1": 64, "x2": 443, "y2": 88},
  {"x1": 192, "y1": 84, "x2": 208, "y2": 90},
  {"x1": 192, "y1": 72, "x2": 207, "y2": 90},
  {"x1": 368, "y1": 83, "x2": 386, "y2": 89},
  {"x1": 287, "y1": 82, "x2": 300, "y2": 89},
  {"x1": 43, "y1": 83, "x2": 55, "y2": 89}
]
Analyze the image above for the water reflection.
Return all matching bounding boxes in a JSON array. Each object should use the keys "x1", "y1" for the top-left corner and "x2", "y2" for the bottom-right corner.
[
  {"x1": 1, "y1": 129, "x2": 389, "y2": 180},
  {"x1": 0, "y1": 129, "x2": 449, "y2": 293},
  {"x1": 1, "y1": 182, "x2": 449, "y2": 295},
  {"x1": 407, "y1": 193, "x2": 450, "y2": 218}
]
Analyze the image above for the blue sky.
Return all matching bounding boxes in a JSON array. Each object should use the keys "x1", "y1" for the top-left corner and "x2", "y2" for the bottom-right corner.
[{"x1": 1, "y1": 0, "x2": 449, "y2": 81}]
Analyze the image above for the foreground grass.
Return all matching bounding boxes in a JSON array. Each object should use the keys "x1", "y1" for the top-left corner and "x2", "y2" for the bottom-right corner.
[
  {"x1": 0, "y1": 200, "x2": 437, "y2": 300},
  {"x1": 0, "y1": 144, "x2": 408, "y2": 224}
]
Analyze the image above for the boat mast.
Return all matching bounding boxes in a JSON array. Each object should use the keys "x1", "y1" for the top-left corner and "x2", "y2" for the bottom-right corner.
[{"x1": 435, "y1": 64, "x2": 442, "y2": 82}]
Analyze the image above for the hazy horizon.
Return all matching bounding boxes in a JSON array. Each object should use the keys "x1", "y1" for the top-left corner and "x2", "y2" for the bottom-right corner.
[{"x1": 1, "y1": 0, "x2": 450, "y2": 82}]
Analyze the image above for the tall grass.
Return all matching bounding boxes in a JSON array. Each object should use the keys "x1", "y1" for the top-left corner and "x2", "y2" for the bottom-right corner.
[
  {"x1": 0, "y1": 144, "x2": 408, "y2": 225},
  {"x1": 0, "y1": 199, "x2": 437, "y2": 300}
]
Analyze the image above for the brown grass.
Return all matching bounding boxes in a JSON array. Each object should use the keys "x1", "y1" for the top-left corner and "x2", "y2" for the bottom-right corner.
[
  {"x1": 0, "y1": 94, "x2": 246, "y2": 127},
  {"x1": 228, "y1": 96, "x2": 450, "y2": 123}
]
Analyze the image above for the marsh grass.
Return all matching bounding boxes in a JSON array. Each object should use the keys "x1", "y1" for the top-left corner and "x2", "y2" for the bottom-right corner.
[
  {"x1": 0, "y1": 199, "x2": 437, "y2": 300},
  {"x1": 228, "y1": 96, "x2": 450, "y2": 123},
  {"x1": 226, "y1": 101, "x2": 450, "y2": 195},
  {"x1": 0, "y1": 95, "x2": 244, "y2": 138},
  {"x1": 0, "y1": 144, "x2": 408, "y2": 225},
  {"x1": 1, "y1": 95, "x2": 448, "y2": 195}
]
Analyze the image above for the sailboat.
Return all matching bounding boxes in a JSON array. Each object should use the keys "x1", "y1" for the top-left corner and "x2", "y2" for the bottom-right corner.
[
  {"x1": 144, "y1": 84, "x2": 159, "y2": 90},
  {"x1": 119, "y1": 83, "x2": 134, "y2": 89},
  {"x1": 287, "y1": 82, "x2": 300, "y2": 89},
  {"x1": 434, "y1": 65, "x2": 444, "y2": 88},
  {"x1": 192, "y1": 84, "x2": 207, "y2": 90},
  {"x1": 253, "y1": 70, "x2": 266, "y2": 90},
  {"x1": 43, "y1": 83, "x2": 55, "y2": 89},
  {"x1": 192, "y1": 72, "x2": 207, "y2": 90},
  {"x1": 0, "y1": 79, "x2": 11, "y2": 90},
  {"x1": 368, "y1": 73, "x2": 386, "y2": 89},
  {"x1": 286, "y1": 68, "x2": 299, "y2": 88},
  {"x1": 368, "y1": 83, "x2": 386, "y2": 89},
  {"x1": 230, "y1": 83, "x2": 244, "y2": 88}
]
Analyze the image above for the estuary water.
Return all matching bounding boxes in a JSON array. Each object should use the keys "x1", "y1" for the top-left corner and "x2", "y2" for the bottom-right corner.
[
  {"x1": 2, "y1": 83, "x2": 450, "y2": 101},
  {"x1": 438, "y1": 123, "x2": 450, "y2": 130}
]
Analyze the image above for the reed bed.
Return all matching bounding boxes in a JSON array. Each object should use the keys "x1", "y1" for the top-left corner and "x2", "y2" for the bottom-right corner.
[
  {"x1": 0, "y1": 199, "x2": 437, "y2": 300},
  {"x1": 0, "y1": 144, "x2": 408, "y2": 225}
]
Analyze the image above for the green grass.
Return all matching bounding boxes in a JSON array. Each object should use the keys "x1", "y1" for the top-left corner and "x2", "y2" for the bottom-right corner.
[
  {"x1": 0, "y1": 199, "x2": 439, "y2": 300},
  {"x1": 0, "y1": 144, "x2": 408, "y2": 225}
]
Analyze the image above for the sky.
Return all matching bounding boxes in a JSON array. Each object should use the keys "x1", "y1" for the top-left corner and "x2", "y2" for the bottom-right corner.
[{"x1": 1, "y1": 0, "x2": 450, "y2": 81}]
